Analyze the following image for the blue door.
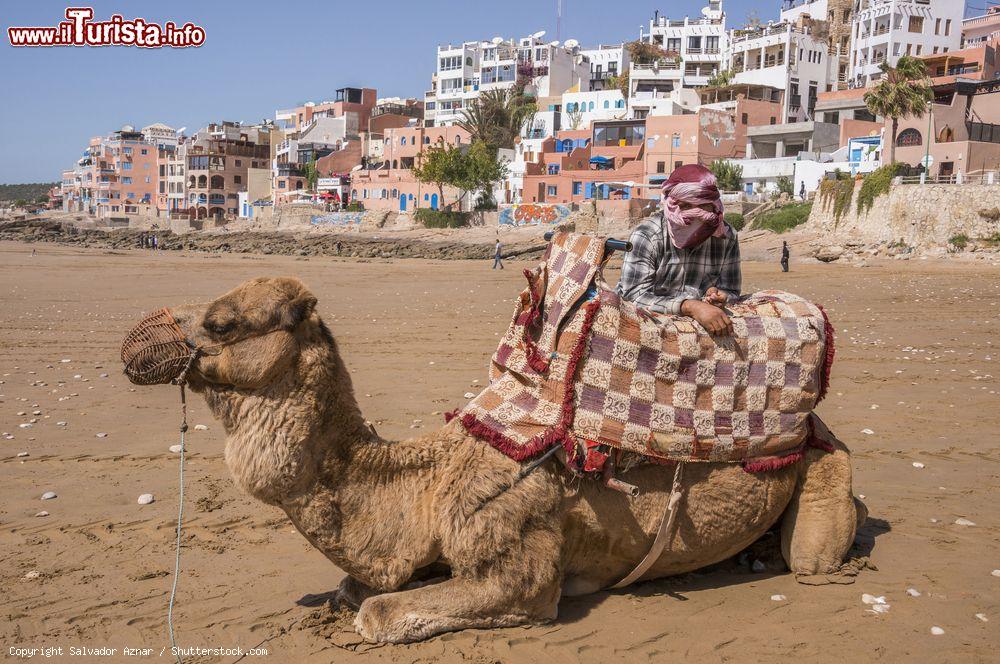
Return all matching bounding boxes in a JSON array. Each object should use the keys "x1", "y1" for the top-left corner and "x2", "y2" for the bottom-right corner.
[
  {"x1": 399, "y1": 195, "x2": 407, "y2": 212},
  {"x1": 430, "y1": 193, "x2": 439, "y2": 210}
]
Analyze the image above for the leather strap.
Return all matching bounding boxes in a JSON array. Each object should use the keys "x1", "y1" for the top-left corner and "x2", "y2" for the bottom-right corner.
[{"x1": 611, "y1": 461, "x2": 685, "y2": 589}]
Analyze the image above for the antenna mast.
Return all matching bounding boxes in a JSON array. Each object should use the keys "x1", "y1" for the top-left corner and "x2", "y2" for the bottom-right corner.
[{"x1": 557, "y1": 0, "x2": 563, "y2": 42}]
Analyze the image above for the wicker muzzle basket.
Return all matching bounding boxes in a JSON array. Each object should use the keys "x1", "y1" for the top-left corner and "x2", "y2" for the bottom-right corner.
[{"x1": 121, "y1": 308, "x2": 193, "y2": 385}]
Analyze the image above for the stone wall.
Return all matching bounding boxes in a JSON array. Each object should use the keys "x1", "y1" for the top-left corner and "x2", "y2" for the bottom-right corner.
[{"x1": 806, "y1": 181, "x2": 1000, "y2": 246}]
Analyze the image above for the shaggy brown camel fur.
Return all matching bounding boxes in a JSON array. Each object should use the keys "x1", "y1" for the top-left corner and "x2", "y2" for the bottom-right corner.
[{"x1": 130, "y1": 276, "x2": 866, "y2": 644}]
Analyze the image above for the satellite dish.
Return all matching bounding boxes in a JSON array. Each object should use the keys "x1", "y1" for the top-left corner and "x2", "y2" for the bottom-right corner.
[
  {"x1": 532, "y1": 30, "x2": 546, "y2": 39},
  {"x1": 550, "y1": 40, "x2": 560, "y2": 47},
  {"x1": 122, "y1": 124, "x2": 135, "y2": 132},
  {"x1": 564, "y1": 38, "x2": 579, "y2": 48},
  {"x1": 176, "y1": 127, "x2": 187, "y2": 135},
  {"x1": 492, "y1": 36, "x2": 503, "y2": 45}
]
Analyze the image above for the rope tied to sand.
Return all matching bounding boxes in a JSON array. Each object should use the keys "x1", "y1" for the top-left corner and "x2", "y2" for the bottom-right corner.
[{"x1": 167, "y1": 383, "x2": 189, "y2": 664}]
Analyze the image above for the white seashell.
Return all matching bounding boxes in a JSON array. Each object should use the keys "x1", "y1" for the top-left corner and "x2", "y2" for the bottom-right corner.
[
  {"x1": 19, "y1": 423, "x2": 32, "y2": 429},
  {"x1": 954, "y1": 518, "x2": 976, "y2": 526},
  {"x1": 862, "y1": 594, "x2": 887, "y2": 605},
  {"x1": 95, "y1": 432, "x2": 108, "y2": 438},
  {"x1": 193, "y1": 424, "x2": 208, "y2": 431},
  {"x1": 912, "y1": 462, "x2": 925, "y2": 469},
  {"x1": 40, "y1": 491, "x2": 57, "y2": 500},
  {"x1": 17, "y1": 452, "x2": 28, "y2": 458},
  {"x1": 770, "y1": 594, "x2": 786, "y2": 601},
  {"x1": 992, "y1": 570, "x2": 1000, "y2": 577},
  {"x1": 930, "y1": 626, "x2": 945, "y2": 635},
  {"x1": 169, "y1": 445, "x2": 183, "y2": 453},
  {"x1": 137, "y1": 493, "x2": 155, "y2": 505},
  {"x1": 869, "y1": 604, "x2": 891, "y2": 614},
  {"x1": 56, "y1": 421, "x2": 66, "y2": 426},
  {"x1": 860, "y1": 428, "x2": 874, "y2": 435},
  {"x1": 35, "y1": 511, "x2": 49, "y2": 517},
  {"x1": 463, "y1": 392, "x2": 476, "y2": 399},
  {"x1": 60, "y1": 359, "x2": 71, "y2": 363},
  {"x1": 24, "y1": 570, "x2": 40, "y2": 579},
  {"x1": 906, "y1": 588, "x2": 921, "y2": 597},
  {"x1": 975, "y1": 613, "x2": 988, "y2": 622}
]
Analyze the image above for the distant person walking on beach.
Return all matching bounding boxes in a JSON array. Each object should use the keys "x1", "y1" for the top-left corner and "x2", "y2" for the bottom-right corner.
[
  {"x1": 781, "y1": 241, "x2": 790, "y2": 272},
  {"x1": 152, "y1": 235, "x2": 159, "y2": 251},
  {"x1": 493, "y1": 239, "x2": 503, "y2": 269}
]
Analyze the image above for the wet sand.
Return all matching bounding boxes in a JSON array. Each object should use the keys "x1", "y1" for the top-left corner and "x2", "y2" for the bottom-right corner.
[{"x1": 1, "y1": 241, "x2": 997, "y2": 662}]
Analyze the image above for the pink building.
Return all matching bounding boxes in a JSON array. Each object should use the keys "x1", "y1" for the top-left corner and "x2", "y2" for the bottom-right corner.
[
  {"x1": 347, "y1": 125, "x2": 471, "y2": 211},
  {"x1": 962, "y1": 5, "x2": 1000, "y2": 49},
  {"x1": 91, "y1": 126, "x2": 159, "y2": 219}
]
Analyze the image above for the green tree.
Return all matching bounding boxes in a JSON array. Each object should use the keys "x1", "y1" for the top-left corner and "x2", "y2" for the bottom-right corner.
[
  {"x1": 776, "y1": 176, "x2": 794, "y2": 196},
  {"x1": 464, "y1": 141, "x2": 509, "y2": 209},
  {"x1": 606, "y1": 71, "x2": 631, "y2": 100},
  {"x1": 709, "y1": 159, "x2": 743, "y2": 191},
  {"x1": 863, "y1": 55, "x2": 933, "y2": 165},
  {"x1": 707, "y1": 69, "x2": 734, "y2": 88},
  {"x1": 457, "y1": 88, "x2": 537, "y2": 149},
  {"x1": 14, "y1": 198, "x2": 27, "y2": 208},
  {"x1": 412, "y1": 140, "x2": 461, "y2": 208},
  {"x1": 304, "y1": 158, "x2": 319, "y2": 192}
]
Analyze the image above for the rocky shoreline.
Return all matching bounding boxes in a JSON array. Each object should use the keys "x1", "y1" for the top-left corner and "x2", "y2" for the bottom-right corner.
[{"x1": 0, "y1": 219, "x2": 548, "y2": 261}]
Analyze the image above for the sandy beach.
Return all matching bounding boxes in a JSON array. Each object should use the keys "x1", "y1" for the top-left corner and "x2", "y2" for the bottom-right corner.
[{"x1": 1, "y1": 240, "x2": 997, "y2": 663}]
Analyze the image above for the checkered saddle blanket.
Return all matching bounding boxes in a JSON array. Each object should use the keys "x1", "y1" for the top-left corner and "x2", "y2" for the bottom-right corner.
[{"x1": 459, "y1": 232, "x2": 835, "y2": 466}]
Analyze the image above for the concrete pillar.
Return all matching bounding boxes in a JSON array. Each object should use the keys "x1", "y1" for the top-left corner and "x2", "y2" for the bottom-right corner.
[
  {"x1": 746, "y1": 140, "x2": 753, "y2": 158},
  {"x1": 776, "y1": 139, "x2": 786, "y2": 158}
]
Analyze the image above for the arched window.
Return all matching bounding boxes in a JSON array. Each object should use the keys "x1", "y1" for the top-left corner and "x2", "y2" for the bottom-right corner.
[
  {"x1": 603, "y1": 100, "x2": 610, "y2": 109},
  {"x1": 400, "y1": 136, "x2": 407, "y2": 145},
  {"x1": 381, "y1": 188, "x2": 387, "y2": 199},
  {"x1": 351, "y1": 189, "x2": 358, "y2": 199},
  {"x1": 589, "y1": 101, "x2": 595, "y2": 111},
  {"x1": 455, "y1": 135, "x2": 462, "y2": 145},
  {"x1": 465, "y1": 56, "x2": 473, "y2": 67},
  {"x1": 391, "y1": 188, "x2": 398, "y2": 198},
  {"x1": 392, "y1": 159, "x2": 398, "y2": 169},
  {"x1": 937, "y1": 126, "x2": 954, "y2": 142},
  {"x1": 896, "y1": 128, "x2": 922, "y2": 147},
  {"x1": 423, "y1": 136, "x2": 430, "y2": 144},
  {"x1": 616, "y1": 99, "x2": 624, "y2": 108}
]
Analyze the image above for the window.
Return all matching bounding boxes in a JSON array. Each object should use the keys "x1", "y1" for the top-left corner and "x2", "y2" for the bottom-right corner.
[
  {"x1": 123, "y1": 147, "x2": 133, "y2": 155},
  {"x1": 741, "y1": 112, "x2": 748, "y2": 124},
  {"x1": 572, "y1": 181, "x2": 582, "y2": 195},
  {"x1": 122, "y1": 177, "x2": 133, "y2": 184},
  {"x1": 401, "y1": 136, "x2": 407, "y2": 145},
  {"x1": 656, "y1": 161, "x2": 665, "y2": 173},
  {"x1": 439, "y1": 55, "x2": 462, "y2": 71},
  {"x1": 908, "y1": 16, "x2": 923, "y2": 33},
  {"x1": 121, "y1": 161, "x2": 132, "y2": 170},
  {"x1": 615, "y1": 99, "x2": 624, "y2": 108},
  {"x1": 589, "y1": 101, "x2": 595, "y2": 111},
  {"x1": 235, "y1": 160, "x2": 242, "y2": 167},
  {"x1": 234, "y1": 175, "x2": 242, "y2": 184},
  {"x1": 144, "y1": 176, "x2": 151, "y2": 183},
  {"x1": 140, "y1": 149, "x2": 148, "y2": 155},
  {"x1": 278, "y1": 180, "x2": 286, "y2": 189},
  {"x1": 896, "y1": 128, "x2": 922, "y2": 147},
  {"x1": 592, "y1": 122, "x2": 645, "y2": 146},
  {"x1": 770, "y1": 117, "x2": 776, "y2": 125},
  {"x1": 603, "y1": 100, "x2": 610, "y2": 109},
  {"x1": 547, "y1": 164, "x2": 560, "y2": 175},
  {"x1": 672, "y1": 135, "x2": 681, "y2": 148},
  {"x1": 935, "y1": 18, "x2": 941, "y2": 35},
  {"x1": 455, "y1": 135, "x2": 461, "y2": 145},
  {"x1": 547, "y1": 185, "x2": 557, "y2": 196},
  {"x1": 945, "y1": 19, "x2": 951, "y2": 36}
]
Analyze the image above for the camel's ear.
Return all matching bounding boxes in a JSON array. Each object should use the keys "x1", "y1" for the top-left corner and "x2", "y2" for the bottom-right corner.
[{"x1": 281, "y1": 293, "x2": 317, "y2": 330}]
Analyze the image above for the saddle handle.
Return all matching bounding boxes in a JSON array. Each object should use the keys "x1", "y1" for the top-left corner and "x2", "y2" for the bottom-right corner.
[{"x1": 543, "y1": 231, "x2": 632, "y2": 254}]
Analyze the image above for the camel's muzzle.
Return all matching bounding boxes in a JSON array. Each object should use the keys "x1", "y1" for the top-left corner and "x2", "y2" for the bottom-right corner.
[{"x1": 121, "y1": 308, "x2": 195, "y2": 385}]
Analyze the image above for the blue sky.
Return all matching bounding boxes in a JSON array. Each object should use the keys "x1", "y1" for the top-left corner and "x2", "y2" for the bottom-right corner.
[{"x1": 0, "y1": 0, "x2": 981, "y2": 183}]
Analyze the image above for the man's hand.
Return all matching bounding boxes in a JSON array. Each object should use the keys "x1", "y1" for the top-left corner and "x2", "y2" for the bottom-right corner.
[
  {"x1": 681, "y1": 299, "x2": 733, "y2": 335},
  {"x1": 703, "y1": 287, "x2": 728, "y2": 307}
]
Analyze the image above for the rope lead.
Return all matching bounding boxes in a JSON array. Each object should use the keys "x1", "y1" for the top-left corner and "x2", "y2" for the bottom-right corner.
[{"x1": 167, "y1": 383, "x2": 188, "y2": 664}]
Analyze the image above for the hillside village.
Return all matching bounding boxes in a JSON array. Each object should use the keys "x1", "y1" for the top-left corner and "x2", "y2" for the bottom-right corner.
[{"x1": 44, "y1": 0, "x2": 1000, "y2": 240}]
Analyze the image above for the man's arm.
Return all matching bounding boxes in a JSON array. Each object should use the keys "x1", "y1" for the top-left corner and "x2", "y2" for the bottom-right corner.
[
  {"x1": 617, "y1": 227, "x2": 688, "y2": 315},
  {"x1": 715, "y1": 233, "x2": 742, "y2": 302}
]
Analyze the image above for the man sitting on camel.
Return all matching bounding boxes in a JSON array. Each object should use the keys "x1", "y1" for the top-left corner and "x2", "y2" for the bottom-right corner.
[{"x1": 617, "y1": 164, "x2": 740, "y2": 336}]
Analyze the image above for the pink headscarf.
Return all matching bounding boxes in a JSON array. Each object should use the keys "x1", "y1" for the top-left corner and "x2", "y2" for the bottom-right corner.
[{"x1": 661, "y1": 164, "x2": 727, "y2": 249}]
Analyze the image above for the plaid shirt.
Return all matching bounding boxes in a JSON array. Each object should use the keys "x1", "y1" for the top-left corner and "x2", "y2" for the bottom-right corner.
[{"x1": 616, "y1": 213, "x2": 741, "y2": 315}]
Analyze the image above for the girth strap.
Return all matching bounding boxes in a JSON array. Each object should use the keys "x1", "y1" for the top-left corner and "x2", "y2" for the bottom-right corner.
[{"x1": 611, "y1": 461, "x2": 685, "y2": 589}]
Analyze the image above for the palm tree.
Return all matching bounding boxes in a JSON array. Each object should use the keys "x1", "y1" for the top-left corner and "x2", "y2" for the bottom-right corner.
[
  {"x1": 863, "y1": 55, "x2": 933, "y2": 165},
  {"x1": 457, "y1": 88, "x2": 536, "y2": 150}
]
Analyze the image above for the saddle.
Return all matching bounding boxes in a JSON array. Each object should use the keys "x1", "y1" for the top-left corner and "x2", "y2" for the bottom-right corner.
[{"x1": 459, "y1": 232, "x2": 835, "y2": 472}]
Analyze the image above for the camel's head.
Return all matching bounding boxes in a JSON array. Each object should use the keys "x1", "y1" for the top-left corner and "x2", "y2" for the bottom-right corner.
[{"x1": 121, "y1": 277, "x2": 322, "y2": 393}]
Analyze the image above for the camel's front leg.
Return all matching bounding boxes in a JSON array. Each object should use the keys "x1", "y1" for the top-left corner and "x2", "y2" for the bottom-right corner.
[
  {"x1": 354, "y1": 576, "x2": 560, "y2": 643},
  {"x1": 332, "y1": 575, "x2": 380, "y2": 610}
]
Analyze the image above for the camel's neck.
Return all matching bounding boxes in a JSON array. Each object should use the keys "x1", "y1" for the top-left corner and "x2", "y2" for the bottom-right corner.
[{"x1": 204, "y1": 332, "x2": 375, "y2": 505}]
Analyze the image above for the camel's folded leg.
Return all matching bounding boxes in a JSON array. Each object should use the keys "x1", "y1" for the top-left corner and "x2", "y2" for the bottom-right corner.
[
  {"x1": 781, "y1": 416, "x2": 866, "y2": 577},
  {"x1": 354, "y1": 575, "x2": 560, "y2": 644},
  {"x1": 332, "y1": 575, "x2": 380, "y2": 610}
]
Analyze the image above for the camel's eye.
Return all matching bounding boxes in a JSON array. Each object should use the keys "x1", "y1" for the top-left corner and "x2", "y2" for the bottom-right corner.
[{"x1": 204, "y1": 319, "x2": 235, "y2": 337}]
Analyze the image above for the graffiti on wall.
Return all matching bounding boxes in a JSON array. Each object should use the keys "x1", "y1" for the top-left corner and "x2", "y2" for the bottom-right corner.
[
  {"x1": 310, "y1": 212, "x2": 364, "y2": 226},
  {"x1": 498, "y1": 203, "x2": 571, "y2": 226}
]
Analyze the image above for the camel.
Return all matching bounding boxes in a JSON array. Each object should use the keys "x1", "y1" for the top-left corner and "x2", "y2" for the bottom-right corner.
[{"x1": 126, "y1": 276, "x2": 866, "y2": 644}]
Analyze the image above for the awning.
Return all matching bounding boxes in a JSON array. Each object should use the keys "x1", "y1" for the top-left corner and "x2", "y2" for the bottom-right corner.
[{"x1": 589, "y1": 156, "x2": 612, "y2": 164}]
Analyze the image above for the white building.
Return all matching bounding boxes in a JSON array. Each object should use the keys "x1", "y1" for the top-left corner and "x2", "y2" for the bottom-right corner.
[
  {"x1": 141, "y1": 122, "x2": 178, "y2": 148},
  {"x1": 426, "y1": 33, "x2": 590, "y2": 127},
  {"x1": 962, "y1": 5, "x2": 1000, "y2": 49},
  {"x1": 629, "y1": 0, "x2": 728, "y2": 102},
  {"x1": 850, "y1": 0, "x2": 964, "y2": 86},
  {"x1": 728, "y1": 21, "x2": 838, "y2": 122},
  {"x1": 579, "y1": 44, "x2": 629, "y2": 91},
  {"x1": 561, "y1": 90, "x2": 627, "y2": 130}
]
